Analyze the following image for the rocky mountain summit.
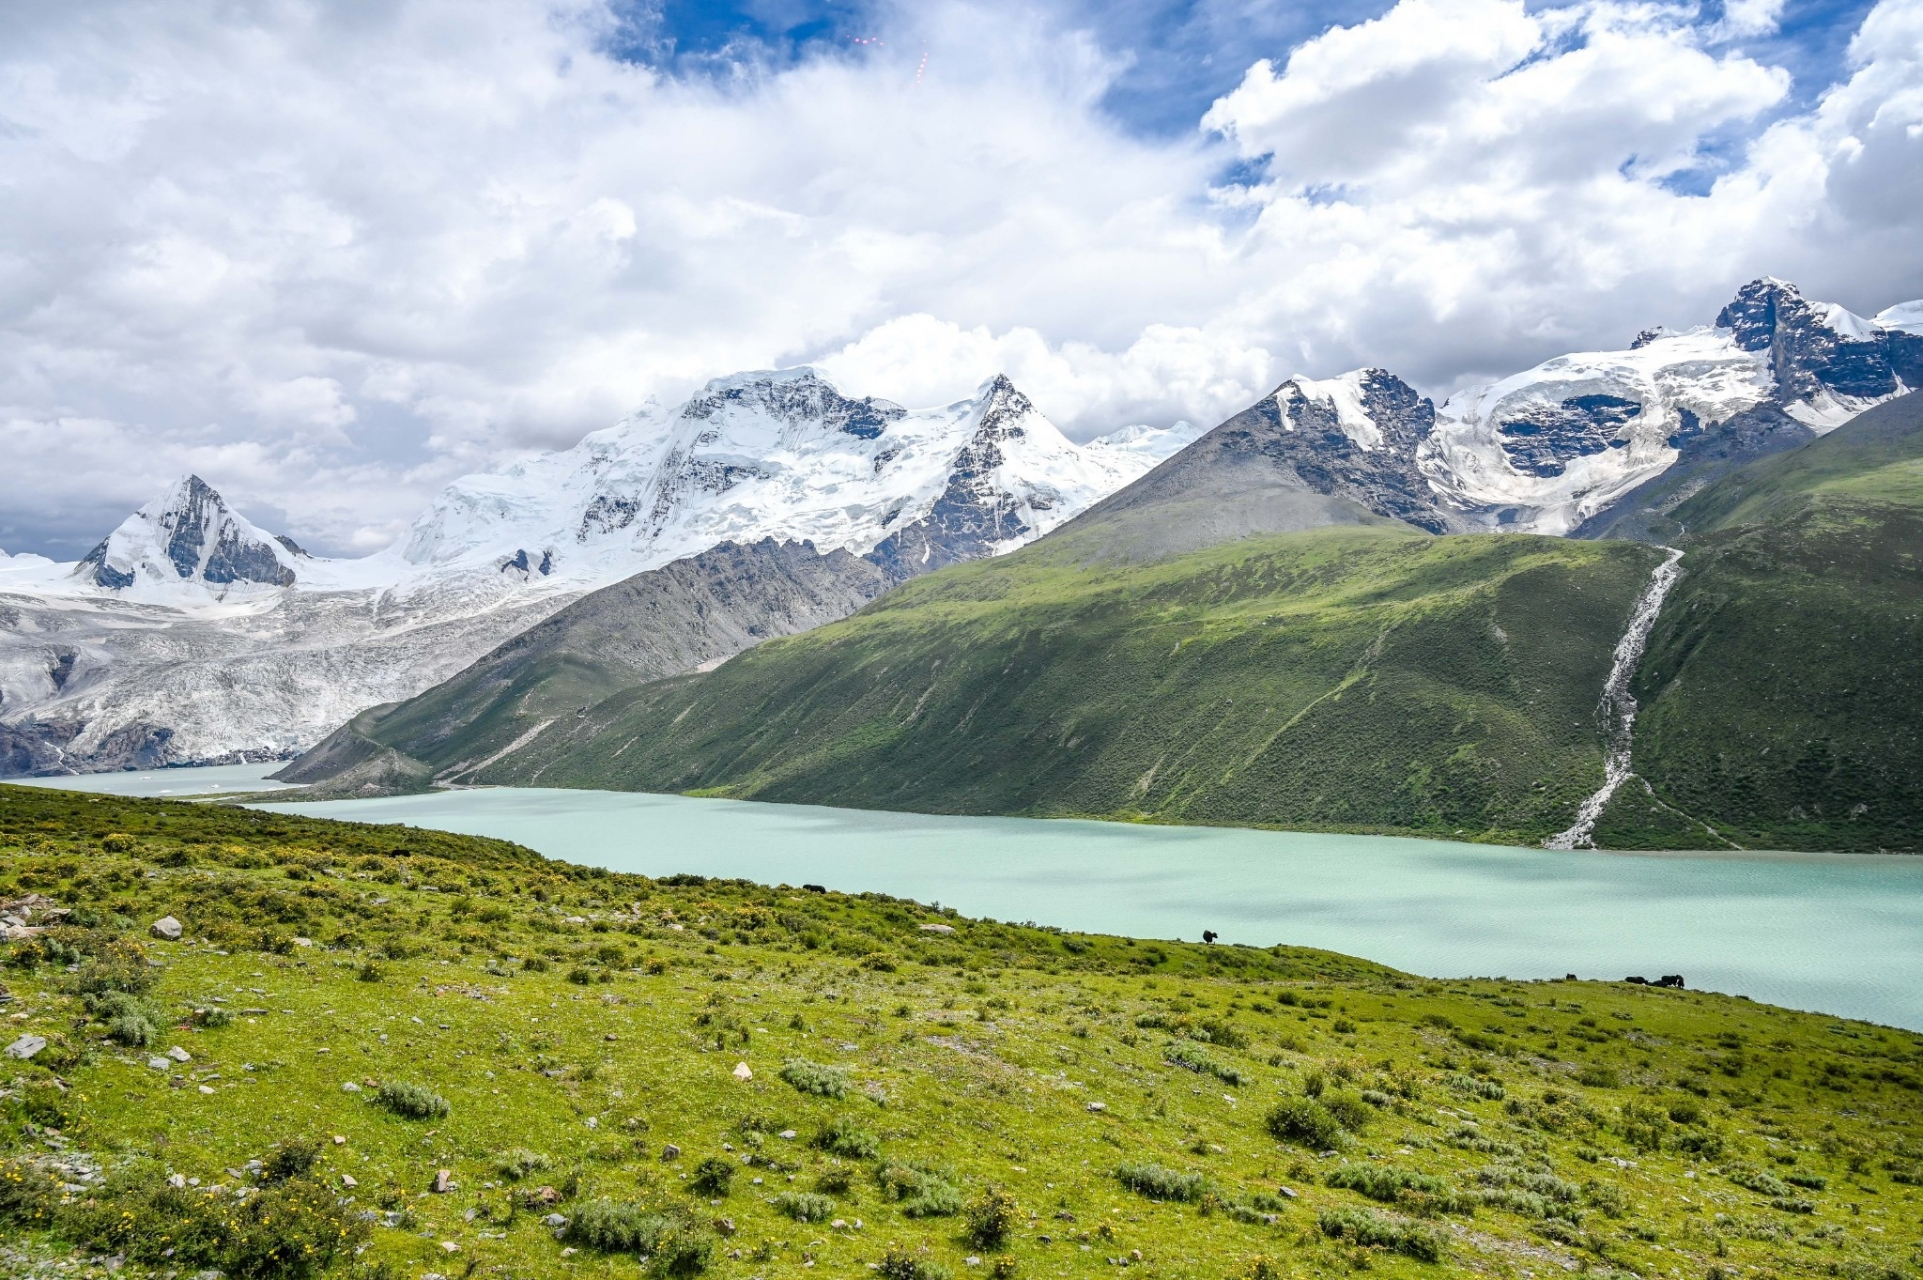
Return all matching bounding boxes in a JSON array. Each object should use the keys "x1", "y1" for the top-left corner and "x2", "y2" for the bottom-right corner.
[{"x1": 76, "y1": 474, "x2": 300, "y2": 591}]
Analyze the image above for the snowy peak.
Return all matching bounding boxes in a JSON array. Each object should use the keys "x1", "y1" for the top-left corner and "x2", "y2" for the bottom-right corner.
[
  {"x1": 1275, "y1": 369, "x2": 1435, "y2": 455},
  {"x1": 1715, "y1": 277, "x2": 1905, "y2": 418},
  {"x1": 76, "y1": 475, "x2": 297, "y2": 592},
  {"x1": 674, "y1": 365, "x2": 907, "y2": 442},
  {"x1": 401, "y1": 366, "x2": 1189, "y2": 587}
]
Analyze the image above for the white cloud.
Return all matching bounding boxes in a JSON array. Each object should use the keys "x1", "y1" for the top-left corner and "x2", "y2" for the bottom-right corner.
[{"x1": 0, "y1": 0, "x2": 1918, "y2": 557}]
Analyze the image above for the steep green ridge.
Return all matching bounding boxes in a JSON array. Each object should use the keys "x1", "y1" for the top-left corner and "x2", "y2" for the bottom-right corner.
[
  {"x1": 1594, "y1": 392, "x2": 1923, "y2": 852},
  {"x1": 482, "y1": 526, "x2": 1664, "y2": 844},
  {"x1": 4, "y1": 786, "x2": 1923, "y2": 1280}
]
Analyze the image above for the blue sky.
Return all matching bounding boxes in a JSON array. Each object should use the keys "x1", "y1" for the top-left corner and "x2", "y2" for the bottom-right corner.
[
  {"x1": 0, "y1": 0, "x2": 1917, "y2": 559},
  {"x1": 629, "y1": 0, "x2": 1879, "y2": 126}
]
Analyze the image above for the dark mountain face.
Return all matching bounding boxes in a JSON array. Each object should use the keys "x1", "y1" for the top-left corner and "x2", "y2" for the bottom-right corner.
[
  {"x1": 1717, "y1": 278, "x2": 1904, "y2": 405},
  {"x1": 865, "y1": 375, "x2": 1051, "y2": 578}
]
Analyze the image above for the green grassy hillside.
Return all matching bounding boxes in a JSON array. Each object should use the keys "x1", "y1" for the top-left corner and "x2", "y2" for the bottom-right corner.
[
  {"x1": 1594, "y1": 393, "x2": 1923, "y2": 852},
  {"x1": 3, "y1": 785, "x2": 1922, "y2": 1280},
  {"x1": 481, "y1": 526, "x2": 1665, "y2": 845}
]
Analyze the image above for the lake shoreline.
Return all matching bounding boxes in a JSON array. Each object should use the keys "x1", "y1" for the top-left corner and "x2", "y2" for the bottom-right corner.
[{"x1": 12, "y1": 763, "x2": 1923, "y2": 1031}]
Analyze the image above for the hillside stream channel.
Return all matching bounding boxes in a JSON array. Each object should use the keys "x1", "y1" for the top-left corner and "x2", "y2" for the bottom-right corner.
[{"x1": 14, "y1": 763, "x2": 1923, "y2": 1032}]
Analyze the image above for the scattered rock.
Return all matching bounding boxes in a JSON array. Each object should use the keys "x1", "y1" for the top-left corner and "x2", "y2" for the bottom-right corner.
[
  {"x1": 661, "y1": 1143, "x2": 681, "y2": 1161},
  {"x1": 147, "y1": 1057, "x2": 170, "y2": 1072},
  {"x1": 778, "y1": 1130, "x2": 798, "y2": 1140},
  {"x1": 919, "y1": 922, "x2": 956, "y2": 934},
  {"x1": 431, "y1": 1169, "x2": 452, "y2": 1193},
  {"x1": 341, "y1": 1082, "x2": 361, "y2": 1092},
  {"x1": 166, "y1": 1173, "x2": 186, "y2": 1189},
  {"x1": 542, "y1": 1213, "x2": 567, "y2": 1228},
  {"x1": 1086, "y1": 1101, "x2": 1107, "y2": 1112},
  {"x1": 440, "y1": 1241, "x2": 460, "y2": 1253},
  {"x1": 292, "y1": 937, "x2": 313, "y2": 948},
  {"x1": 150, "y1": 916, "x2": 183, "y2": 942},
  {"x1": 732, "y1": 1062, "x2": 753, "y2": 1081},
  {"x1": 166, "y1": 1046, "x2": 192, "y2": 1063},
  {"x1": 341, "y1": 1174, "x2": 358, "y2": 1188},
  {"x1": 333, "y1": 1135, "x2": 346, "y2": 1144},
  {"x1": 4, "y1": 1034, "x2": 46, "y2": 1060},
  {"x1": 715, "y1": 1217, "x2": 736, "y2": 1237},
  {"x1": 197, "y1": 1085, "x2": 215, "y2": 1095}
]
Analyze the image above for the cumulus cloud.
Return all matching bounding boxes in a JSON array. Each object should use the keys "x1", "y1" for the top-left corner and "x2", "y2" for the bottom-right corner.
[{"x1": 0, "y1": 0, "x2": 1918, "y2": 557}]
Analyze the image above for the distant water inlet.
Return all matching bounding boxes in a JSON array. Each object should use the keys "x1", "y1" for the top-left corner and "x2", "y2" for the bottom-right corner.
[{"x1": 17, "y1": 765, "x2": 1923, "y2": 1031}]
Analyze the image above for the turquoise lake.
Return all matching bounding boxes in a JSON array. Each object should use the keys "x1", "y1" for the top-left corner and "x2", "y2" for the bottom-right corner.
[{"x1": 17, "y1": 764, "x2": 1923, "y2": 1032}]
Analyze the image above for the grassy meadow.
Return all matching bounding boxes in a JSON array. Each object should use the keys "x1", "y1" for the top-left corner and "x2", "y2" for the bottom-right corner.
[{"x1": 0, "y1": 784, "x2": 1920, "y2": 1280}]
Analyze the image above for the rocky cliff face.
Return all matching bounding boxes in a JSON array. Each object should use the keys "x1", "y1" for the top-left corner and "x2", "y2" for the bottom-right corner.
[{"x1": 1717, "y1": 277, "x2": 1906, "y2": 413}]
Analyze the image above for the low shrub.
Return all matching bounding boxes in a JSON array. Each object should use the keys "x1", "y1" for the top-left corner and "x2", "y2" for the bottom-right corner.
[
  {"x1": 781, "y1": 1058, "x2": 850, "y2": 1099},
  {"x1": 1728, "y1": 1166, "x2": 1791, "y2": 1198},
  {"x1": 261, "y1": 1138, "x2": 322, "y2": 1184},
  {"x1": 876, "y1": 1246, "x2": 951, "y2": 1280},
  {"x1": 1445, "y1": 1073, "x2": 1505, "y2": 1101},
  {"x1": 1326, "y1": 1164, "x2": 1471, "y2": 1215},
  {"x1": 375, "y1": 1081, "x2": 450, "y2": 1119},
  {"x1": 1265, "y1": 1097, "x2": 1348, "y2": 1150},
  {"x1": 565, "y1": 1199, "x2": 678, "y2": 1251},
  {"x1": 1165, "y1": 1041, "x2": 1244, "y2": 1086},
  {"x1": 690, "y1": 1156, "x2": 735, "y2": 1196},
  {"x1": 814, "y1": 1115, "x2": 881, "y2": 1159},
  {"x1": 1316, "y1": 1205, "x2": 1446, "y2": 1262},
  {"x1": 1115, "y1": 1162, "x2": 1207, "y2": 1203},
  {"x1": 965, "y1": 1187, "x2": 1019, "y2": 1247},
  {"x1": 1320, "y1": 1090, "x2": 1374, "y2": 1134},
  {"x1": 497, "y1": 1148, "x2": 553, "y2": 1180},
  {"x1": 876, "y1": 1160, "x2": 961, "y2": 1216},
  {"x1": 772, "y1": 1191, "x2": 836, "y2": 1222}
]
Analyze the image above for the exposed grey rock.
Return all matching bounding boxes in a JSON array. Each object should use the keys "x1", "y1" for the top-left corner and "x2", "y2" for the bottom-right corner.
[
  {"x1": 4, "y1": 1034, "x2": 46, "y2": 1059},
  {"x1": 1045, "y1": 373, "x2": 1433, "y2": 564},
  {"x1": 151, "y1": 916, "x2": 183, "y2": 941},
  {"x1": 1718, "y1": 278, "x2": 1904, "y2": 405},
  {"x1": 1573, "y1": 402, "x2": 1815, "y2": 541},
  {"x1": 866, "y1": 375, "x2": 1049, "y2": 576}
]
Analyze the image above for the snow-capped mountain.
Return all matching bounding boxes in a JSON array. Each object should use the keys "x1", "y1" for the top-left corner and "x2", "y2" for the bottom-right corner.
[
  {"x1": 1205, "y1": 279, "x2": 1920, "y2": 538},
  {"x1": 0, "y1": 369, "x2": 1198, "y2": 776},
  {"x1": 74, "y1": 474, "x2": 302, "y2": 593},
  {"x1": 400, "y1": 368, "x2": 1196, "y2": 583},
  {"x1": 1421, "y1": 278, "x2": 1922, "y2": 534}
]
